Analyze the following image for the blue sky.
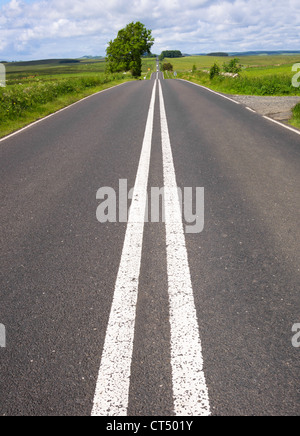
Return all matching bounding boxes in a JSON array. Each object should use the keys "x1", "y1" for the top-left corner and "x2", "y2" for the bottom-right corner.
[{"x1": 0, "y1": 0, "x2": 299, "y2": 61}]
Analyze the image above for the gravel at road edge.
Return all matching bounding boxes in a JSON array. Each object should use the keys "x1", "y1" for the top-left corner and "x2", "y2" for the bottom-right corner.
[{"x1": 229, "y1": 95, "x2": 300, "y2": 122}]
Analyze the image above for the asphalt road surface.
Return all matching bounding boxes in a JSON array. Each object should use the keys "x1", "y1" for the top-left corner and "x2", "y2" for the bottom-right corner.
[{"x1": 0, "y1": 72, "x2": 299, "y2": 416}]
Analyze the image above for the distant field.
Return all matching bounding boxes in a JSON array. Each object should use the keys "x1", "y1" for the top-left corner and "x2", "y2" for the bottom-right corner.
[
  {"x1": 5, "y1": 58, "x2": 108, "y2": 84},
  {"x1": 5, "y1": 57, "x2": 156, "y2": 83}
]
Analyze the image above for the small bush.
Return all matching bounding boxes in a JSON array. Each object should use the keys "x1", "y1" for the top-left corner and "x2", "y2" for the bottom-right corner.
[
  {"x1": 293, "y1": 102, "x2": 300, "y2": 115},
  {"x1": 210, "y1": 63, "x2": 220, "y2": 79},
  {"x1": 223, "y1": 58, "x2": 242, "y2": 74},
  {"x1": 291, "y1": 103, "x2": 300, "y2": 128},
  {"x1": 163, "y1": 63, "x2": 174, "y2": 72}
]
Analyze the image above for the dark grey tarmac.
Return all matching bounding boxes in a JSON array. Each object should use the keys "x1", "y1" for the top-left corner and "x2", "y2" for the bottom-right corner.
[{"x1": 0, "y1": 73, "x2": 299, "y2": 416}]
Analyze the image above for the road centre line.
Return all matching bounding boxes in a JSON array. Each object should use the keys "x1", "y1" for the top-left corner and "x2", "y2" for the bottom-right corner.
[
  {"x1": 92, "y1": 80, "x2": 157, "y2": 416},
  {"x1": 92, "y1": 77, "x2": 211, "y2": 416},
  {"x1": 158, "y1": 81, "x2": 211, "y2": 416}
]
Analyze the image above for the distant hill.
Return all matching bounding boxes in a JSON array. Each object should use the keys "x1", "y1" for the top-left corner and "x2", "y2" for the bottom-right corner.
[
  {"x1": 7, "y1": 59, "x2": 81, "y2": 67},
  {"x1": 228, "y1": 50, "x2": 300, "y2": 56},
  {"x1": 207, "y1": 52, "x2": 229, "y2": 57},
  {"x1": 79, "y1": 56, "x2": 104, "y2": 60}
]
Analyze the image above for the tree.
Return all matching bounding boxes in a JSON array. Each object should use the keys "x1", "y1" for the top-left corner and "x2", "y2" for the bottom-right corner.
[
  {"x1": 106, "y1": 22, "x2": 154, "y2": 77},
  {"x1": 159, "y1": 50, "x2": 183, "y2": 61}
]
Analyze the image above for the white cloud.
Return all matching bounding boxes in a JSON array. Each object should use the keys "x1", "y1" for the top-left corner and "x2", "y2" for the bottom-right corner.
[{"x1": 0, "y1": 0, "x2": 299, "y2": 60}]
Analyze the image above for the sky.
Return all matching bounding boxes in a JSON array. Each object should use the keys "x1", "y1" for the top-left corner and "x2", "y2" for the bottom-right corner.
[{"x1": 0, "y1": 0, "x2": 299, "y2": 61}]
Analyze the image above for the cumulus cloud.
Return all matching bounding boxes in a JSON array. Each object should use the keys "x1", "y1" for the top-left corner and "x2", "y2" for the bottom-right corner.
[{"x1": 0, "y1": 0, "x2": 299, "y2": 60}]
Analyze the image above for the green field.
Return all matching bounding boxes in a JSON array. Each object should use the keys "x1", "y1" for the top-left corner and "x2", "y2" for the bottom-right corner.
[
  {"x1": 162, "y1": 55, "x2": 300, "y2": 95},
  {"x1": 0, "y1": 57, "x2": 157, "y2": 138}
]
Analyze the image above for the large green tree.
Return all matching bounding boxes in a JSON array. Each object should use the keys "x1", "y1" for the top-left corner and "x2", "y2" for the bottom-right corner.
[{"x1": 106, "y1": 22, "x2": 154, "y2": 77}]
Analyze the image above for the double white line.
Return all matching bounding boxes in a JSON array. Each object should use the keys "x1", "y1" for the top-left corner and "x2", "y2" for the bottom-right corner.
[{"x1": 92, "y1": 80, "x2": 210, "y2": 417}]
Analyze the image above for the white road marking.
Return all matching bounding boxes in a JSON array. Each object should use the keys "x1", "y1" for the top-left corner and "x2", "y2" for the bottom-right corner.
[
  {"x1": 263, "y1": 115, "x2": 300, "y2": 136},
  {"x1": 158, "y1": 80, "x2": 211, "y2": 416},
  {"x1": 246, "y1": 107, "x2": 256, "y2": 113},
  {"x1": 91, "y1": 80, "x2": 157, "y2": 416}
]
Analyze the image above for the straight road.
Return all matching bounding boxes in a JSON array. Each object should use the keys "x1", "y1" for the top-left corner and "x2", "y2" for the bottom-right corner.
[{"x1": 0, "y1": 72, "x2": 299, "y2": 416}]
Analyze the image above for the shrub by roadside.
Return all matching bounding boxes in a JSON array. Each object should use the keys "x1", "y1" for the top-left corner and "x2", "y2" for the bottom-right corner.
[{"x1": 290, "y1": 103, "x2": 300, "y2": 128}]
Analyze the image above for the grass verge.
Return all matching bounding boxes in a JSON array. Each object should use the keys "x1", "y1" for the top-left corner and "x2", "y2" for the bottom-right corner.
[{"x1": 0, "y1": 74, "x2": 134, "y2": 139}]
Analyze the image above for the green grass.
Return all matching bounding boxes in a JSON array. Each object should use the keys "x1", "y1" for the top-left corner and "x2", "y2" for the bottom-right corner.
[
  {"x1": 0, "y1": 58, "x2": 142, "y2": 138},
  {"x1": 161, "y1": 54, "x2": 300, "y2": 128},
  {"x1": 5, "y1": 58, "x2": 107, "y2": 80},
  {"x1": 290, "y1": 103, "x2": 300, "y2": 129},
  {"x1": 163, "y1": 55, "x2": 300, "y2": 96}
]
